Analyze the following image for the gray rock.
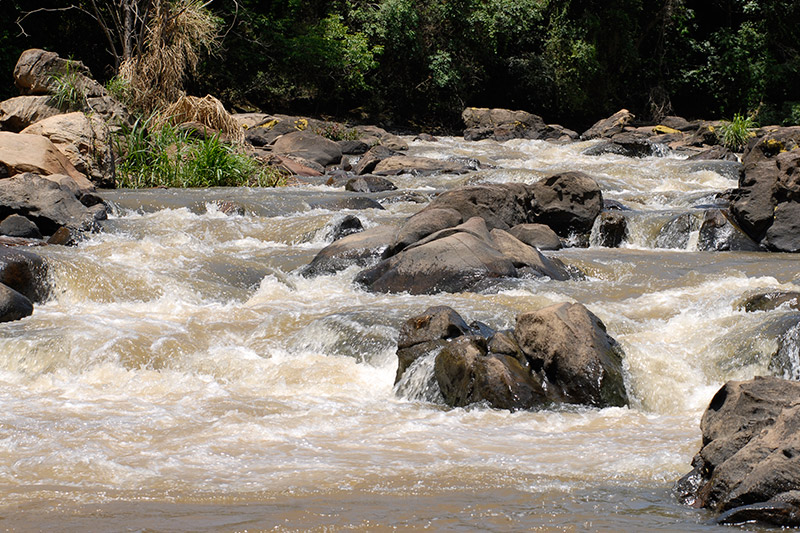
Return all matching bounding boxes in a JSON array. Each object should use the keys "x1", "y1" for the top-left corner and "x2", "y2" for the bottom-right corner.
[
  {"x1": 698, "y1": 209, "x2": 761, "y2": 251},
  {"x1": 273, "y1": 131, "x2": 342, "y2": 167},
  {"x1": 0, "y1": 282, "x2": 33, "y2": 322},
  {"x1": 508, "y1": 223, "x2": 562, "y2": 250},
  {"x1": 354, "y1": 145, "x2": 395, "y2": 175},
  {"x1": 0, "y1": 214, "x2": 42, "y2": 239},
  {"x1": 373, "y1": 155, "x2": 470, "y2": 175},
  {"x1": 581, "y1": 109, "x2": 635, "y2": 140},
  {"x1": 530, "y1": 172, "x2": 604, "y2": 237},
  {"x1": 594, "y1": 212, "x2": 628, "y2": 248},
  {"x1": 489, "y1": 229, "x2": 570, "y2": 280},
  {"x1": 0, "y1": 245, "x2": 50, "y2": 302},
  {"x1": 345, "y1": 175, "x2": 397, "y2": 193},
  {"x1": 426, "y1": 183, "x2": 534, "y2": 231},
  {"x1": 392, "y1": 207, "x2": 464, "y2": 253},
  {"x1": 302, "y1": 225, "x2": 396, "y2": 277}
]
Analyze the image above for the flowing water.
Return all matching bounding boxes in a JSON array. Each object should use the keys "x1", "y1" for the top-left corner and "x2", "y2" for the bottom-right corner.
[{"x1": 2, "y1": 137, "x2": 798, "y2": 531}]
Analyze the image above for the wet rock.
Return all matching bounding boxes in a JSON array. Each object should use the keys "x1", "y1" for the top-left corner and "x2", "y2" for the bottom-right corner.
[
  {"x1": 508, "y1": 223, "x2": 562, "y2": 250},
  {"x1": 0, "y1": 132, "x2": 91, "y2": 186},
  {"x1": 46, "y1": 226, "x2": 78, "y2": 246},
  {"x1": 306, "y1": 196, "x2": 384, "y2": 211},
  {"x1": 0, "y1": 96, "x2": 61, "y2": 132},
  {"x1": 345, "y1": 175, "x2": 397, "y2": 193},
  {"x1": 337, "y1": 139, "x2": 369, "y2": 155},
  {"x1": 697, "y1": 209, "x2": 760, "y2": 252},
  {"x1": 683, "y1": 159, "x2": 743, "y2": 181},
  {"x1": 0, "y1": 214, "x2": 42, "y2": 239},
  {"x1": 21, "y1": 112, "x2": 115, "y2": 188},
  {"x1": 0, "y1": 282, "x2": 33, "y2": 322},
  {"x1": 656, "y1": 213, "x2": 697, "y2": 249},
  {"x1": 529, "y1": 172, "x2": 604, "y2": 237},
  {"x1": 687, "y1": 146, "x2": 739, "y2": 162},
  {"x1": 0, "y1": 173, "x2": 100, "y2": 236},
  {"x1": 739, "y1": 291, "x2": 800, "y2": 313},
  {"x1": 716, "y1": 493, "x2": 800, "y2": 526},
  {"x1": 583, "y1": 132, "x2": 655, "y2": 158},
  {"x1": 593, "y1": 212, "x2": 628, "y2": 248},
  {"x1": 677, "y1": 376, "x2": 800, "y2": 526},
  {"x1": 515, "y1": 302, "x2": 628, "y2": 407},
  {"x1": 302, "y1": 225, "x2": 396, "y2": 277},
  {"x1": 373, "y1": 155, "x2": 470, "y2": 175},
  {"x1": 489, "y1": 229, "x2": 570, "y2": 280},
  {"x1": 379, "y1": 133, "x2": 408, "y2": 151},
  {"x1": 0, "y1": 245, "x2": 50, "y2": 302},
  {"x1": 356, "y1": 218, "x2": 517, "y2": 295},
  {"x1": 414, "y1": 133, "x2": 437, "y2": 142},
  {"x1": 354, "y1": 145, "x2": 395, "y2": 175},
  {"x1": 397, "y1": 305, "x2": 472, "y2": 350},
  {"x1": 328, "y1": 215, "x2": 363, "y2": 241},
  {"x1": 425, "y1": 183, "x2": 534, "y2": 231},
  {"x1": 273, "y1": 131, "x2": 342, "y2": 167},
  {"x1": 581, "y1": 109, "x2": 634, "y2": 140}
]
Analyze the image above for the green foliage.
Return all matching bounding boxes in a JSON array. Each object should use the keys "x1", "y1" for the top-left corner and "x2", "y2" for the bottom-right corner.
[
  {"x1": 718, "y1": 113, "x2": 757, "y2": 152},
  {"x1": 49, "y1": 61, "x2": 87, "y2": 111},
  {"x1": 115, "y1": 115, "x2": 285, "y2": 188},
  {"x1": 312, "y1": 122, "x2": 359, "y2": 141},
  {"x1": 104, "y1": 75, "x2": 132, "y2": 107}
]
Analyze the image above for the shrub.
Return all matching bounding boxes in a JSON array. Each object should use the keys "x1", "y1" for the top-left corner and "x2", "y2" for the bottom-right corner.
[
  {"x1": 115, "y1": 115, "x2": 286, "y2": 188},
  {"x1": 718, "y1": 113, "x2": 757, "y2": 151}
]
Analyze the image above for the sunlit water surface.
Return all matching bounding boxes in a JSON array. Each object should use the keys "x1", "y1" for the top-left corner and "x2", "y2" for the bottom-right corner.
[{"x1": 0, "y1": 137, "x2": 795, "y2": 531}]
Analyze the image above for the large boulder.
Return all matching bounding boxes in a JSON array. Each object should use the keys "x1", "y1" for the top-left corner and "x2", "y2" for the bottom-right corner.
[
  {"x1": 529, "y1": 172, "x2": 604, "y2": 236},
  {"x1": 676, "y1": 377, "x2": 800, "y2": 526},
  {"x1": 395, "y1": 304, "x2": 628, "y2": 411},
  {"x1": 0, "y1": 132, "x2": 92, "y2": 189},
  {"x1": 21, "y1": 112, "x2": 115, "y2": 188},
  {"x1": 14, "y1": 48, "x2": 105, "y2": 98},
  {"x1": 424, "y1": 183, "x2": 534, "y2": 231},
  {"x1": 515, "y1": 302, "x2": 628, "y2": 407},
  {"x1": 302, "y1": 225, "x2": 396, "y2": 277},
  {"x1": 0, "y1": 173, "x2": 101, "y2": 235},
  {"x1": 273, "y1": 130, "x2": 342, "y2": 167},
  {"x1": 581, "y1": 109, "x2": 635, "y2": 140},
  {"x1": 373, "y1": 155, "x2": 470, "y2": 175},
  {"x1": 391, "y1": 207, "x2": 463, "y2": 253},
  {"x1": 0, "y1": 96, "x2": 61, "y2": 132},
  {"x1": 0, "y1": 245, "x2": 50, "y2": 302}
]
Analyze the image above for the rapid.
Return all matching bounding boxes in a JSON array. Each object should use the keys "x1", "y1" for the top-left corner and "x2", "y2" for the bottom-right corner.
[{"x1": 1, "y1": 136, "x2": 797, "y2": 531}]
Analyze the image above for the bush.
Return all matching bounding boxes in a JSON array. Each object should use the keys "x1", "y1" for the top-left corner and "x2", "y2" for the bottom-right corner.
[
  {"x1": 115, "y1": 115, "x2": 286, "y2": 188},
  {"x1": 718, "y1": 113, "x2": 757, "y2": 152}
]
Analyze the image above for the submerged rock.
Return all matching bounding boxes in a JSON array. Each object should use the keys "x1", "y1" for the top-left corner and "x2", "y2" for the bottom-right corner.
[
  {"x1": 395, "y1": 304, "x2": 628, "y2": 411},
  {"x1": 593, "y1": 212, "x2": 628, "y2": 248},
  {"x1": 676, "y1": 376, "x2": 800, "y2": 526}
]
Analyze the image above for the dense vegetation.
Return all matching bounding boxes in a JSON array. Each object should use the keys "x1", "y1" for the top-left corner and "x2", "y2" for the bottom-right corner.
[{"x1": 2, "y1": 0, "x2": 799, "y2": 131}]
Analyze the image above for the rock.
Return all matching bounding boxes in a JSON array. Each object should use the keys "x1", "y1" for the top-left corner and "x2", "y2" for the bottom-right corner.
[
  {"x1": 14, "y1": 48, "x2": 105, "y2": 97},
  {"x1": 354, "y1": 145, "x2": 395, "y2": 175},
  {"x1": 272, "y1": 154, "x2": 323, "y2": 177},
  {"x1": 0, "y1": 282, "x2": 33, "y2": 322},
  {"x1": 434, "y1": 336, "x2": 549, "y2": 410},
  {"x1": 764, "y1": 202, "x2": 800, "y2": 252},
  {"x1": 529, "y1": 172, "x2": 604, "y2": 237},
  {"x1": 302, "y1": 225, "x2": 396, "y2": 277},
  {"x1": 489, "y1": 229, "x2": 570, "y2": 280},
  {"x1": 508, "y1": 223, "x2": 562, "y2": 250},
  {"x1": 462, "y1": 107, "x2": 548, "y2": 141},
  {"x1": 426, "y1": 183, "x2": 534, "y2": 231},
  {"x1": 85, "y1": 96, "x2": 133, "y2": 132},
  {"x1": 345, "y1": 175, "x2": 397, "y2": 193},
  {"x1": 355, "y1": 219, "x2": 517, "y2": 294},
  {"x1": 739, "y1": 291, "x2": 800, "y2": 313},
  {"x1": 21, "y1": 112, "x2": 115, "y2": 188},
  {"x1": 661, "y1": 116, "x2": 693, "y2": 131},
  {"x1": 337, "y1": 139, "x2": 369, "y2": 155},
  {"x1": 373, "y1": 155, "x2": 470, "y2": 175},
  {"x1": 414, "y1": 133, "x2": 437, "y2": 142},
  {"x1": 392, "y1": 207, "x2": 464, "y2": 253},
  {"x1": 687, "y1": 146, "x2": 739, "y2": 161},
  {"x1": 593, "y1": 212, "x2": 628, "y2": 247},
  {"x1": 306, "y1": 196, "x2": 384, "y2": 211},
  {"x1": 683, "y1": 159, "x2": 743, "y2": 181},
  {"x1": 697, "y1": 209, "x2": 761, "y2": 251},
  {"x1": 742, "y1": 126, "x2": 800, "y2": 168},
  {"x1": 583, "y1": 132, "x2": 655, "y2": 158},
  {"x1": 0, "y1": 96, "x2": 61, "y2": 132},
  {"x1": 380, "y1": 133, "x2": 408, "y2": 151},
  {"x1": 0, "y1": 214, "x2": 42, "y2": 239},
  {"x1": 676, "y1": 377, "x2": 800, "y2": 526},
  {"x1": 0, "y1": 173, "x2": 100, "y2": 235},
  {"x1": 0, "y1": 132, "x2": 90, "y2": 186},
  {"x1": 244, "y1": 117, "x2": 298, "y2": 146},
  {"x1": 0, "y1": 245, "x2": 50, "y2": 302},
  {"x1": 46, "y1": 226, "x2": 79, "y2": 246},
  {"x1": 397, "y1": 305, "x2": 472, "y2": 350},
  {"x1": 515, "y1": 302, "x2": 628, "y2": 407},
  {"x1": 581, "y1": 109, "x2": 635, "y2": 140},
  {"x1": 328, "y1": 214, "x2": 363, "y2": 241},
  {"x1": 273, "y1": 131, "x2": 342, "y2": 167}
]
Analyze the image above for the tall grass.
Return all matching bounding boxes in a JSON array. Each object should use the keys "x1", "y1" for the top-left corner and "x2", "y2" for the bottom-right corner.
[
  {"x1": 49, "y1": 61, "x2": 87, "y2": 111},
  {"x1": 718, "y1": 113, "x2": 757, "y2": 152},
  {"x1": 115, "y1": 115, "x2": 286, "y2": 188}
]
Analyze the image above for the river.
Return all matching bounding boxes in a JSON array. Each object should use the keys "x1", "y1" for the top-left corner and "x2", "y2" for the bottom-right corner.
[{"x1": 1, "y1": 136, "x2": 795, "y2": 531}]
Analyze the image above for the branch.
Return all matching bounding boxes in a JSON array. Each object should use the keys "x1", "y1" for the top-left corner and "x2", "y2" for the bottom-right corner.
[{"x1": 16, "y1": 6, "x2": 95, "y2": 37}]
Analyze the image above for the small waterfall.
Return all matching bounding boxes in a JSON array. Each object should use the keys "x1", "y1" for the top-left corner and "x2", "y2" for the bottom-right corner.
[
  {"x1": 394, "y1": 351, "x2": 443, "y2": 403},
  {"x1": 773, "y1": 323, "x2": 800, "y2": 380}
]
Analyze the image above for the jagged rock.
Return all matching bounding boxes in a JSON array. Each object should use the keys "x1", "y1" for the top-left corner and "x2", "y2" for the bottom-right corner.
[
  {"x1": 0, "y1": 282, "x2": 33, "y2": 323},
  {"x1": 529, "y1": 172, "x2": 604, "y2": 237},
  {"x1": 0, "y1": 96, "x2": 61, "y2": 132},
  {"x1": 0, "y1": 214, "x2": 42, "y2": 239},
  {"x1": 508, "y1": 223, "x2": 562, "y2": 250},
  {"x1": 0, "y1": 132, "x2": 91, "y2": 187},
  {"x1": 594, "y1": 212, "x2": 628, "y2": 247},
  {"x1": 0, "y1": 245, "x2": 49, "y2": 302},
  {"x1": 676, "y1": 377, "x2": 800, "y2": 526},
  {"x1": 273, "y1": 130, "x2": 342, "y2": 167},
  {"x1": 581, "y1": 109, "x2": 635, "y2": 140},
  {"x1": 21, "y1": 112, "x2": 115, "y2": 188},
  {"x1": 302, "y1": 225, "x2": 396, "y2": 277},
  {"x1": 85, "y1": 96, "x2": 132, "y2": 132},
  {"x1": 0, "y1": 173, "x2": 100, "y2": 235}
]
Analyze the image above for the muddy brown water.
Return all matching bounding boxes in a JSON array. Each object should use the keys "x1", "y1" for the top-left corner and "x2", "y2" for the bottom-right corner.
[{"x1": 0, "y1": 137, "x2": 794, "y2": 531}]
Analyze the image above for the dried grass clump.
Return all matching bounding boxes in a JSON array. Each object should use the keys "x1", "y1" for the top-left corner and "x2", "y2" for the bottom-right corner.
[
  {"x1": 162, "y1": 94, "x2": 245, "y2": 143},
  {"x1": 119, "y1": 0, "x2": 219, "y2": 114}
]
